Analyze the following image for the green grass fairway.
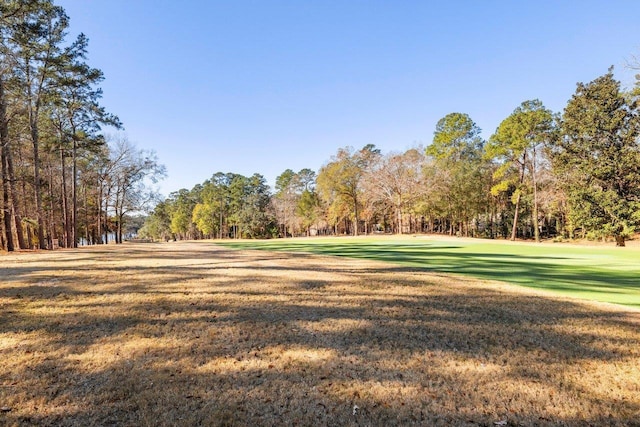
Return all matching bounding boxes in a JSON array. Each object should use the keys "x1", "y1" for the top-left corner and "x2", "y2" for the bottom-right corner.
[{"x1": 216, "y1": 236, "x2": 640, "y2": 308}]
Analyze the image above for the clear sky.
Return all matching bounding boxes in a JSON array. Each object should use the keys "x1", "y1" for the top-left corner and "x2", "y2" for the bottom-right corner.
[{"x1": 56, "y1": 0, "x2": 640, "y2": 197}]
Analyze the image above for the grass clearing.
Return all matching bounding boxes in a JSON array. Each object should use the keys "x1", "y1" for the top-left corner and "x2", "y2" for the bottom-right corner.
[
  {"x1": 217, "y1": 235, "x2": 640, "y2": 308},
  {"x1": 1, "y1": 241, "x2": 639, "y2": 426}
]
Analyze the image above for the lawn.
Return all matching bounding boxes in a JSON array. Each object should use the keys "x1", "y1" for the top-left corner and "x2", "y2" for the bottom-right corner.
[
  {"x1": 1, "y1": 242, "x2": 639, "y2": 426},
  {"x1": 216, "y1": 235, "x2": 640, "y2": 308}
]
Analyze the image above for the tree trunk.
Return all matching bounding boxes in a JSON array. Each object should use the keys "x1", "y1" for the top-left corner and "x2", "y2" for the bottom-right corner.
[
  {"x1": 1, "y1": 139, "x2": 13, "y2": 251},
  {"x1": 219, "y1": 197, "x2": 223, "y2": 240},
  {"x1": 103, "y1": 194, "x2": 109, "y2": 244},
  {"x1": 114, "y1": 192, "x2": 121, "y2": 244},
  {"x1": 511, "y1": 192, "x2": 521, "y2": 241},
  {"x1": 0, "y1": 75, "x2": 13, "y2": 251},
  {"x1": 84, "y1": 184, "x2": 89, "y2": 245},
  {"x1": 490, "y1": 206, "x2": 496, "y2": 239},
  {"x1": 5, "y1": 144, "x2": 25, "y2": 249},
  {"x1": 26, "y1": 224, "x2": 33, "y2": 249},
  {"x1": 30, "y1": 120, "x2": 47, "y2": 249},
  {"x1": 117, "y1": 214, "x2": 123, "y2": 244},
  {"x1": 71, "y1": 137, "x2": 78, "y2": 248},
  {"x1": 97, "y1": 182, "x2": 103, "y2": 244},
  {"x1": 615, "y1": 235, "x2": 625, "y2": 247},
  {"x1": 353, "y1": 197, "x2": 359, "y2": 236},
  {"x1": 61, "y1": 148, "x2": 71, "y2": 247},
  {"x1": 0, "y1": 99, "x2": 14, "y2": 251},
  {"x1": 532, "y1": 150, "x2": 540, "y2": 242},
  {"x1": 47, "y1": 164, "x2": 58, "y2": 248}
]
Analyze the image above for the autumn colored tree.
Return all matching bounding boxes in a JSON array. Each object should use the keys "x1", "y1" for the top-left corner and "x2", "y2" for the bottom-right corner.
[
  {"x1": 365, "y1": 148, "x2": 426, "y2": 234},
  {"x1": 317, "y1": 145, "x2": 380, "y2": 236}
]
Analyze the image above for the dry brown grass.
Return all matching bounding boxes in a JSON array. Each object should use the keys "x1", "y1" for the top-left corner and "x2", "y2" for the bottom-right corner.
[{"x1": 1, "y1": 241, "x2": 639, "y2": 426}]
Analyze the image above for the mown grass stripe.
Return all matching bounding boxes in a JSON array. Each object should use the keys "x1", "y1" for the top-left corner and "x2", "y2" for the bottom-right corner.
[{"x1": 216, "y1": 236, "x2": 640, "y2": 308}]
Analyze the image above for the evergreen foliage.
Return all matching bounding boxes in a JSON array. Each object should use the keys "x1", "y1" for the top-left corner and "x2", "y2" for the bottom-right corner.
[
  {"x1": 553, "y1": 70, "x2": 640, "y2": 246},
  {"x1": 0, "y1": 1, "x2": 162, "y2": 250}
]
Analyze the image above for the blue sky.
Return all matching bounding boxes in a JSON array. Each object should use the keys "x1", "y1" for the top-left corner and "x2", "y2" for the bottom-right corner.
[{"x1": 57, "y1": 1, "x2": 640, "y2": 197}]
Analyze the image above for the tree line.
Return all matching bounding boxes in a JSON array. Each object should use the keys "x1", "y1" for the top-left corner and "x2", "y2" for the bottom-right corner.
[
  {"x1": 143, "y1": 68, "x2": 640, "y2": 246},
  {"x1": 0, "y1": 1, "x2": 163, "y2": 251}
]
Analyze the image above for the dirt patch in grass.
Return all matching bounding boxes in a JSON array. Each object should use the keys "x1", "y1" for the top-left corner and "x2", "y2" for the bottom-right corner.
[{"x1": 1, "y1": 241, "x2": 639, "y2": 426}]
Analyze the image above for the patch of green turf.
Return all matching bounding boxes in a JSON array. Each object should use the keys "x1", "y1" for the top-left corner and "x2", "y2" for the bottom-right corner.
[{"x1": 215, "y1": 236, "x2": 640, "y2": 308}]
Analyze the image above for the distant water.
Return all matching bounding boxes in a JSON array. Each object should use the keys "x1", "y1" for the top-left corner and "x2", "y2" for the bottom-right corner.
[{"x1": 79, "y1": 233, "x2": 136, "y2": 246}]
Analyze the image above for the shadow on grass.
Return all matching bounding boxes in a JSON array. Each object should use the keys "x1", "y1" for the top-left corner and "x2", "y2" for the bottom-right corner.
[{"x1": 1, "y1": 242, "x2": 639, "y2": 425}]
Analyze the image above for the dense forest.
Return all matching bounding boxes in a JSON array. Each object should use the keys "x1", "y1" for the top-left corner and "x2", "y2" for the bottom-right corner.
[
  {"x1": 2, "y1": 1, "x2": 640, "y2": 251},
  {"x1": 142, "y1": 70, "x2": 640, "y2": 246},
  {"x1": 0, "y1": 1, "x2": 163, "y2": 251}
]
